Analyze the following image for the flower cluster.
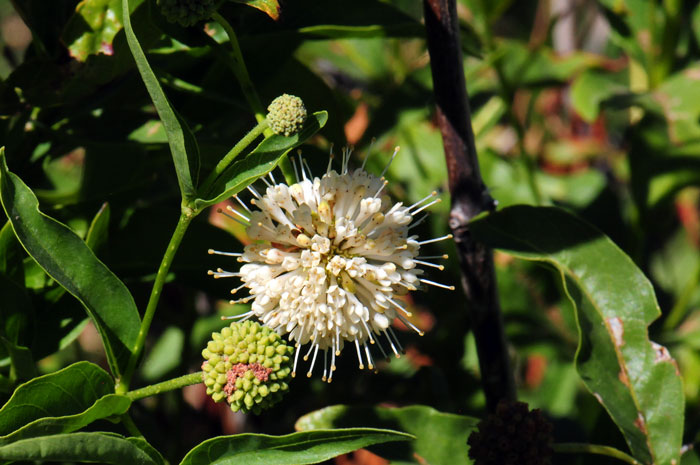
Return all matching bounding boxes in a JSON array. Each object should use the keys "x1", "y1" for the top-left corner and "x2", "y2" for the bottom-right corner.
[
  {"x1": 201, "y1": 321, "x2": 293, "y2": 414},
  {"x1": 209, "y1": 147, "x2": 452, "y2": 382},
  {"x1": 267, "y1": 94, "x2": 307, "y2": 137},
  {"x1": 467, "y1": 401, "x2": 554, "y2": 465}
]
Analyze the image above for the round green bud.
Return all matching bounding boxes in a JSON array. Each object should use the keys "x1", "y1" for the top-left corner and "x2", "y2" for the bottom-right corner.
[
  {"x1": 266, "y1": 94, "x2": 307, "y2": 137},
  {"x1": 201, "y1": 320, "x2": 294, "y2": 414},
  {"x1": 157, "y1": 0, "x2": 220, "y2": 27}
]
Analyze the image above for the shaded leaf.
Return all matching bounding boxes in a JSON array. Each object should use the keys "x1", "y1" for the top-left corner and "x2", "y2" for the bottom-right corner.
[
  {"x1": 0, "y1": 362, "x2": 114, "y2": 438},
  {"x1": 0, "y1": 149, "x2": 140, "y2": 377},
  {"x1": 231, "y1": 0, "x2": 280, "y2": 20},
  {"x1": 85, "y1": 202, "x2": 111, "y2": 253},
  {"x1": 0, "y1": 394, "x2": 130, "y2": 445},
  {"x1": 63, "y1": 0, "x2": 123, "y2": 62},
  {"x1": 121, "y1": 0, "x2": 200, "y2": 200},
  {"x1": 570, "y1": 71, "x2": 628, "y2": 122},
  {"x1": 179, "y1": 428, "x2": 413, "y2": 465},
  {"x1": 470, "y1": 206, "x2": 684, "y2": 465},
  {"x1": 194, "y1": 111, "x2": 328, "y2": 211},
  {"x1": 0, "y1": 337, "x2": 35, "y2": 384},
  {"x1": 140, "y1": 326, "x2": 184, "y2": 381},
  {"x1": 296, "y1": 405, "x2": 478, "y2": 465},
  {"x1": 0, "y1": 432, "x2": 158, "y2": 464}
]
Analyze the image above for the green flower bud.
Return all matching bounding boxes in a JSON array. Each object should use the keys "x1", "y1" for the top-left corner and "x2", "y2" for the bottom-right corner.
[
  {"x1": 266, "y1": 94, "x2": 307, "y2": 137},
  {"x1": 157, "y1": 0, "x2": 220, "y2": 27},
  {"x1": 201, "y1": 320, "x2": 294, "y2": 414}
]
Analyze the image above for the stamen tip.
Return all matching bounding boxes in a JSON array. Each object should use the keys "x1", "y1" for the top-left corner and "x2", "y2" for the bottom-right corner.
[
  {"x1": 442, "y1": 254, "x2": 449, "y2": 259},
  {"x1": 449, "y1": 285, "x2": 456, "y2": 290},
  {"x1": 322, "y1": 376, "x2": 327, "y2": 382},
  {"x1": 419, "y1": 331, "x2": 425, "y2": 336},
  {"x1": 208, "y1": 249, "x2": 214, "y2": 254},
  {"x1": 438, "y1": 265, "x2": 445, "y2": 270},
  {"x1": 368, "y1": 364, "x2": 374, "y2": 370},
  {"x1": 207, "y1": 270, "x2": 214, "y2": 275},
  {"x1": 359, "y1": 364, "x2": 365, "y2": 370},
  {"x1": 291, "y1": 372, "x2": 296, "y2": 378},
  {"x1": 335, "y1": 351, "x2": 341, "y2": 356},
  {"x1": 303, "y1": 356, "x2": 309, "y2": 361},
  {"x1": 447, "y1": 234, "x2": 454, "y2": 239},
  {"x1": 306, "y1": 372, "x2": 312, "y2": 378}
]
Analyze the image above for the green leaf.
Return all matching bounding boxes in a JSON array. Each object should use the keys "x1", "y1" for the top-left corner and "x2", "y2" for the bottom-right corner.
[
  {"x1": 85, "y1": 202, "x2": 111, "y2": 253},
  {"x1": 570, "y1": 71, "x2": 628, "y2": 122},
  {"x1": 122, "y1": 0, "x2": 200, "y2": 200},
  {"x1": 231, "y1": 0, "x2": 281, "y2": 20},
  {"x1": 470, "y1": 206, "x2": 684, "y2": 465},
  {"x1": 63, "y1": 0, "x2": 123, "y2": 62},
  {"x1": 0, "y1": 148, "x2": 140, "y2": 377},
  {"x1": 140, "y1": 326, "x2": 184, "y2": 381},
  {"x1": 296, "y1": 23, "x2": 424, "y2": 39},
  {"x1": 194, "y1": 111, "x2": 328, "y2": 210},
  {"x1": 0, "y1": 432, "x2": 159, "y2": 464},
  {"x1": 0, "y1": 362, "x2": 115, "y2": 438},
  {"x1": 295, "y1": 405, "x2": 478, "y2": 465},
  {"x1": 179, "y1": 428, "x2": 413, "y2": 465},
  {"x1": 0, "y1": 394, "x2": 130, "y2": 446},
  {"x1": 0, "y1": 337, "x2": 35, "y2": 384}
]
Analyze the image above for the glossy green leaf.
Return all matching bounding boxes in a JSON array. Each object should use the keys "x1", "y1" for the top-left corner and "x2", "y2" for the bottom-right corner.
[
  {"x1": 194, "y1": 111, "x2": 328, "y2": 210},
  {"x1": 85, "y1": 202, "x2": 111, "y2": 253},
  {"x1": 122, "y1": 0, "x2": 200, "y2": 200},
  {"x1": 0, "y1": 336, "x2": 35, "y2": 384},
  {"x1": 0, "y1": 149, "x2": 140, "y2": 377},
  {"x1": 570, "y1": 71, "x2": 628, "y2": 122},
  {"x1": 0, "y1": 362, "x2": 115, "y2": 437},
  {"x1": 63, "y1": 0, "x2": 123, "y2": 62},
  {"x1": 0, "y1": 432, "x2": 159, "y2": 464},
  {"x1": 140, "y1": 326, "x2": 184, "y2": 381},
  {"x1": 179, "y1": 428, "x2": 412, "y2": 465},
  {"x1": 231, "y1": 0, "x2": 280, "y2": 20},
  {"x1": 296, "y1": 23, "x2": 423, "y2": 39},
  {"x1": 0, "y1": 394, "x2": 130, "y2": 446},
  {"x1": 470, "y1": 206, "x2": 684, "y2": 465},
  {"x1": 295, "y1": 405, "x2": 478, "y2": 465}
]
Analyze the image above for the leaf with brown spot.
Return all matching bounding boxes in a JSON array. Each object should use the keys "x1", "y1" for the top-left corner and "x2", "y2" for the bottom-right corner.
[{"x1": 231, "y1": 0, "x2": 280, "y2": 20}]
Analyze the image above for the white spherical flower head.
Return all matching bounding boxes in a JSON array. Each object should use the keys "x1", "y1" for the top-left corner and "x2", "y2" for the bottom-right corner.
[{"x1": 208, "y1": 147, "x2": 454, "y2": 382}]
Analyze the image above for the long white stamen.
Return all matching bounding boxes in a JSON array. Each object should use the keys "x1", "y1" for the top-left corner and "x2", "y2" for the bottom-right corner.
[
  {"x1": 230, "y1": 283, "x2": 247, "y2": 294},
  {"x1": 208, "y1": 268, "x2": 241, "y2": 279},
  {"x1": 413, "y1": 259, "x2": 445, "y2": 270},
  {"x1": 233, "y1": 194, "x2": 252, "y2": 214},
  {"x1": 303, "y1": 328, "x2": 318, "y2": 360},
  {"x1": 327, "y1": 144, "x2": 335, "y2": 174},
  {"x1": 221, "y1": 310, "x2": 253, "y2": 320},
  {"x1": 229, "y1": 295, "x2": 254, "y2": 305},
  {"x1": 361, "y1": 137, "x2": 376, "y2": 171},
  {"x1": 261, "y1": 176, "x2": 272, "y2": 187},
  {"x1": 307, "y1": 343, "x2": 320, "y2": 377},
  {"x1": 208, "y1": 249, "x2": 243, "y2": 257},
  {"x1": 373, "y1": 180, "x2": 389, "y2": 199},
  {"x1": 396, "y1": 314, "x2": 424, "y2": 336},
  {"x1": 412, "y1": 198, "x2": 441, "y2": 215},
  {"x1": 268, "y1": 172, "x2": 277, "y2": 184},
  {"x1": 292, "y1": 343, "x2": 301, "y2": 377},
  {"x1": 374, "y1": 335, "x2": 389, "y2": 361},
  {"x1": 420, "y1": 278, "x2": 455, "y2": 290},
  {"x1": 303, "y1": 159, "x2": 314, "y2": 181},
  {"x1": 322, "y1": 349, "x2": 328, "y2": 381},
  {"x1": 360, "y1": 318, "x2": 375, "y2": 344},
  {"x1": 379, "y1": 146, "x2": 400, "y2": 179},
  {"x1": 335, "y1": 327, "x2": 341, "y2": 356},
  {"x1": 328, "y1": 348, "x2": 336, "y2": 383},
  {"x1": 298, "y1": 154, "x2": 308, "y2": 181},
  {"x1": 387, "y1": 327, "x2": 404, "y2": 353},
  {"x1": 409, "y1": 191, "x2": 437, "y2": 211},
  {"x1": 387, "y1": 297, "x2": 412, "y2": 316},
  {"x1": 418, "y1": 254, "x2": 449, "y2": 260},
  {"x1": 354, "y1": 339, "x2": 364, "y2": 369},
  {"x1": 408, "y1": 214, "x2": 429, "y2": 230},
  {"x1": 217, "y1": 208, "x2": 249, "y2": 227},
  {"x1": 291, "y1": 155, "x2": 300, "y2": 183},
  {"x1": 417, "y1": 234, "x2": 453, "y2": 245},
  {"x1": 364, "y1": 342, "x2": 375, "y2": 370},
  {"x1": 384, "y1": 329, "x2": 400, "y2": 358},
  {"x1": 247, "y1": 185, "x2": 262, "y2": 199},
  {"x1": 226, "y1": 205, "x2": 250, "y2": 222}
]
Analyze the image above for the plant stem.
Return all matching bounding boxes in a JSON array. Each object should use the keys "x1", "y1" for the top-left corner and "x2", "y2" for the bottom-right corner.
[
  {"x1": 119, "y1": 413, "x2": 144, "y2": 438},
  {"x1": 126, "y1": 372, "x2": 203, "y2": 401},
  {"x1": 116, "y1": 211, "x2": 194, "y2": 394},
  {"x1": 423, "y1": 0, "x2": 516, "y2": 412},
  {"x1": 211, "y1": 11, "x2": 268, "y2": 127},
  {"x1": 199, "y1": 118, "x2": 269, "y2": 196},
  {"x1": 664, "y1": 260, "x2": 700, "y2": 330},
  {"x1": 553, "y1": 443, "x2": 643, "y2": 465}
]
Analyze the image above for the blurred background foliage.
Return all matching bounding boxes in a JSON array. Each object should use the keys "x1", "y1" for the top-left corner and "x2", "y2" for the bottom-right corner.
[{"x1": 1, "y1": 0, "x2": 700, "y2": 463}]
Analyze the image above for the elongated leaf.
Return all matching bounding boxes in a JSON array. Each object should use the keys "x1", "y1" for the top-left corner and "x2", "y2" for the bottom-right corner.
[
  {"x1": 122, "y1": 0, "x2": 200, "y2": 200},
  {"x1": 0, "y1": 149, "x2": 140, "y2": 376},
  {"x1": 470, "y1": 206, "x2": 684, "y2": 465},
  {"x1": 179, "y1": 428, "x2": 412, "y2": 465},
  {"x1": 63, "y1": 0, "x2": 123, "y2": 62},
  {"x1": 296, "y1": 405, "x2": 478, "y2": 465},
  {"x1": 85, "y1": 202, "x2": 111, "y2": 253},
  {"x1": 0, "y1": 394, "x2": 130, "y2": 445},
  {"x1": 0, "y1": 336, "x2": 35, "y2": 384},
  {"x1": 0, "y1": 362, "x2": 114, "y2": 438},
  {"x1": 0, "y1": 432, "x2": 158, "y2": 464},
  {"x1": 194, "y1": 111, "x2": 328, "y2": 211}
]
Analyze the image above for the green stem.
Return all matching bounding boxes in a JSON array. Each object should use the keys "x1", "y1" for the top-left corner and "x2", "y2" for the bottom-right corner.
[
  {"x1": 553, "y1": 443, "x2": 643, "y2": 465},
  {"x1": 211, "y1": 11, "x2": 268, "y2": 128},
  {"x1": 119, "y1": 413, "x2": 144, "y2": 438},
  {"x1": 199, "y1": 119, "x2": 269, "y2": 196},
  {"x1": 116, "y1": 211, "x2": 194, "y2": 394},
  {"x1": 126, "y1": 372, "x2": 203, "y2": 401}
]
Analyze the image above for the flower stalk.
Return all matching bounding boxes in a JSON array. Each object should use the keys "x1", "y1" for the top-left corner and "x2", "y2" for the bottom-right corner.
[
  {"x1": 553, "y1": 443, "x2": 643, "y2": 465},
  {"x1": 126, "y1": 372, "x2": 203, "y2": 401},
  {"x1": 116, "y1": 211, "x2": 195, "y2": 394}
]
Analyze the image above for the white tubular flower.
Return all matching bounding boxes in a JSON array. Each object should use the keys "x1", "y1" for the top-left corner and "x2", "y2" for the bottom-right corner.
[{"x1": 208, "y1": 147, "x2": 454, "y2": 382}]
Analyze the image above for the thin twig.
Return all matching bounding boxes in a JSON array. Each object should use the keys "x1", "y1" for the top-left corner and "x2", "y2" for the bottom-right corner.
[{"x1": 423, "y1": 0, "x2": 515, "y2": 411}]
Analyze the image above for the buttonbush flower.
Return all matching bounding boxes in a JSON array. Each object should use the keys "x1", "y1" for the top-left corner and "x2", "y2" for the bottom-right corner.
[
  {"x1": 209, "y1": 147, "x2": 453, "y2": 382},
  {"x1": 267, "y1": 94, "x2": 307, "y2": 137},
  {"x1": 202, "y1": 320, "x2": 293, "y2": 414}
]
